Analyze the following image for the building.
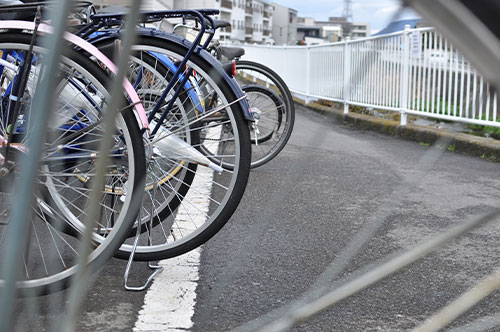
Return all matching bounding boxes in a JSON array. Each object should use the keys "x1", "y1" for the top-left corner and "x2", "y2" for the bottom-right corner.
[
  {"x1": 296, "y1": 26, "x2": 323, "y2": 45},
  {"x1": 297, "y1": 17, "x2": 315, "y2": 26},
  {"x1": 93, "y1": 0, "x2": 275, "y2": 44},
  {"x1": 261, "y1": 2, "x2": 273, "y2": 44},
  {"x1": 217, "y1": 0, "x2": 274, "y2": 44},
  {"x1": 351, "y1": 22, "x2": 370, "y2": 38},
  {"x1": 271, "y1": 2, "x2": 297, "y2": 45},
  {"x1": 180, "y1": 0, "x2": 275, "y2": 44},
  {"x1": 314, "y1": 17, "x2": 370, "y2": 39},
  {"x1": 93, "y1": 0, "x2": 172, "y2": 9},
  {"x1": 322, "y1": 24, "x2": 343, "y2": 42}
]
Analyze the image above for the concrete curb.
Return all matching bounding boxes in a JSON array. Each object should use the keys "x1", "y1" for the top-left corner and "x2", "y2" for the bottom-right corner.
[{"x1": 296, "y1": 98, "x2": 500, "y2": 161}]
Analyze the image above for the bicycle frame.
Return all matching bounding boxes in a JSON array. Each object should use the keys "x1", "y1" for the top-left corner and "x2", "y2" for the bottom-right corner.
[
  {"x1": 86, "y1": 28, "x2": 253, "y2": 121},
  {"x1": 0, "y1": 20, "x2": 149, "y2": 130},
  {"x1": 79, "y1": 9, "x2": 253, "y2": 136}
]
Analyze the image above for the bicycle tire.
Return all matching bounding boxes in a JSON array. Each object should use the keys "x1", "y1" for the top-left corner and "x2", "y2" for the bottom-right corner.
[
  {"x1": 100, "y1": 35, "x2": 251, "y2": 261},
  {"x1": 243, "y1": 84, "x2": 285, "y2": 145},
  {"x1": 235, "y1": 60, "x2": 295, "y2": 168},
  {"x1": 126, "y1": 49, "x2": 199, "y2": 233},
  {"x1": 0, "y1": 31, "x2": 146, "y2": 296}
]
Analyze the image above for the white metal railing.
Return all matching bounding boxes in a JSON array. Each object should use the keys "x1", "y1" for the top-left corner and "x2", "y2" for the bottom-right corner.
[{"x1": 240, "y1": 25, "x2": 499, "y2": 127}]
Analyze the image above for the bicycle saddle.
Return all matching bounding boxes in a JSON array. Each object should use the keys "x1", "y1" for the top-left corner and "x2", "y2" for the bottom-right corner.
[
  {"x1": 220, "y1": 46, "x2": 245, "y2": 60},
  {"x1": 212, "y1": 19, "x2": 230, "y2": 30}
]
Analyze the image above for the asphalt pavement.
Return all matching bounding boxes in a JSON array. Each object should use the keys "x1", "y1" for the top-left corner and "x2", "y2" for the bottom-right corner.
[
  {"x1": 192, "y1": 104, "x2": 500, "y2": 331},
  {"x1": 12, "y1": 104, "x2": 500, "y2": 331}
]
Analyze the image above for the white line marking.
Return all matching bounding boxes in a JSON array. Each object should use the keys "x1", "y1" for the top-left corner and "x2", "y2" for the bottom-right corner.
[{"x1": 134, "y1": 126, "x2": 221, "y2": 331}]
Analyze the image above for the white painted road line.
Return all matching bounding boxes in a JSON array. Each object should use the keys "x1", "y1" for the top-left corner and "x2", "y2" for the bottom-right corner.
[
  {"x1": 133, "y1": 248, "x2": 201, "y2": 331},
  {"x1": 134, "y1": 126, "x2": 221, "y2": 331}
]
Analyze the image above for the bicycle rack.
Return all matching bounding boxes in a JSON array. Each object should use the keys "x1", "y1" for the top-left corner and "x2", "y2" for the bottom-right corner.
[{"x1": 123, "y1": 183, "x2": 164, "y2": 291}]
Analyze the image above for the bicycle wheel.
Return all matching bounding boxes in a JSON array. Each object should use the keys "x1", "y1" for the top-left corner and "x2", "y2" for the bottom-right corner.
[
  {"x1": 127, "y1": 49, "x2": 199, "y2": 229},
  {"x1": 0, "y1": 32, "x2": 146, "y2": 296},
  {"x1": 242, "y1": 84, "x2": 286, "y2": 161},
  {"x1": 94, "y1": 35, "x2": 251, "y2": 261},
  {"x1": 235, "y1": 60, "x2": 295, "y2": 168}
]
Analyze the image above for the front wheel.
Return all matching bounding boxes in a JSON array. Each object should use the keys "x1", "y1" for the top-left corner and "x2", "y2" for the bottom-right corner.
[
  {"x1": 0, "y1": 32, "x2": 146, "y2": 296},
  {"x1": 108, "y1": 36, "x2": 252, "y2": 261}
]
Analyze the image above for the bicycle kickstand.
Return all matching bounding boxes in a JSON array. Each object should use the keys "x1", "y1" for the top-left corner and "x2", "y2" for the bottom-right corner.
[{"x1": 124, "y1": 183, "x2": 164, "y2": 291}]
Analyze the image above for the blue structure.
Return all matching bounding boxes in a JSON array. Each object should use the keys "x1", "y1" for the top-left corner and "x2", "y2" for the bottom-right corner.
[{"x1": 374, "y1": 19, "x2": 422, "y2": 36}]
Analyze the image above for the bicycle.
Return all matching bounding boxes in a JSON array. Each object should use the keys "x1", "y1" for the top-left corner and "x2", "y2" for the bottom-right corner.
[
  {"x1": 0, "y1": 3, "x2": 147, "y2": 296},
  {"x1": 212, "y1": 41, "x2": 296, "y2": 168},
  {"x1": 69, "y1": 8, "x2": 254, "y2": 261}
]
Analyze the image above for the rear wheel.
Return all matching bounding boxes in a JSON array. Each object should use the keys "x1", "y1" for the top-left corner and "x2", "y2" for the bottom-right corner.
[
  {"x1": 235, "y1": 60, "x2": 295, "y2": 168},
  {"x1": 243, "y1": 84, "x2": 286, "y2": 164}
]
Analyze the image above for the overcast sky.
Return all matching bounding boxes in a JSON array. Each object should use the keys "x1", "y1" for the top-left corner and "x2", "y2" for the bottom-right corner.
[{"x1": 274, "y1": 0, "x2": 420, "y2": 33}]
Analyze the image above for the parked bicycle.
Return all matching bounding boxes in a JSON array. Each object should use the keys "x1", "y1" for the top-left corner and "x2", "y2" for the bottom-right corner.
[
  {"x1": 0, "y1": 2, "x2": 255, "y2": 295},
  {"x1": 211, "y1": 39, "x2": 296, "y2": 168}
]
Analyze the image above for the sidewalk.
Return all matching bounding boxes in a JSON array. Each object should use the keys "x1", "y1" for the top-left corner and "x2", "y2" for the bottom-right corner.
[{"x1": 297, "y1": 98, "x2": 500, "y2": 162}]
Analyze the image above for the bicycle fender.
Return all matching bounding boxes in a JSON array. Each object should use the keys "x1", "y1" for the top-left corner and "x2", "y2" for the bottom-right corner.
[
  {"x1": 0, "y1": 21, "x2": 149, "y2": 129},
  {"x1": 146, "y1": 29, "x2": 254, "y2": 122},
  {"x1": 88, "y1": 31, "x2": 205, "y2": 115},
  {"x1": 89, "y1": 28, "x2": 254, "y2": 122}
]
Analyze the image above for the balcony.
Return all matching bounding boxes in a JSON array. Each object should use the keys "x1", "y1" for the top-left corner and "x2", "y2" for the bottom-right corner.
[
  {"x1": 221, "y1": 0, "x2": 232, "y2": 9},
  {"x1": 245, "y1": 7, "x2": 253, "y2": 15},
  {"x1": 263, "y1": 29, "x2": 270, "y2": 36},
  {"x1": 263, "y1": 11, "x2": 270, "y2": 18},
  {"x1": 245, "y1": 27, "x2": 253, "y2": 35}
]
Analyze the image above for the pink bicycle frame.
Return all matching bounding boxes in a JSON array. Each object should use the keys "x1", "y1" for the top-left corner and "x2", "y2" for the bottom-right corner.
[{"x1": 0, "y1": 20, "x2": 149, "y2": 129}]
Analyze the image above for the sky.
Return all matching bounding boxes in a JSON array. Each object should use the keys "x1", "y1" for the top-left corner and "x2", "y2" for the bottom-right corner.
[{"x1": 274, "y1": 0, "x2": 420, "y2": 34}]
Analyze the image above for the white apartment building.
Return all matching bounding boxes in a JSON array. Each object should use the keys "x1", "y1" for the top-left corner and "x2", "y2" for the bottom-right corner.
[
  {"x1": 271, "y1": 2, "x2": 297, "y2": 45},
  {"x1": 351, "y1": 23, "x2": 371, "y2": 38},
  {"x1": 93, "y1": 0, "x2": 275, "y2": 44},
  {"x1": 298, "y1": 16, "x2": 371, "y2": 42},
  {"x1": 297, "y1": 17, "x2": 315, "y2": 26},
  {"x1": 174, "y1": 0, "x2": 275, "y2": 44},
  {"x1": 93, "y1": 0, "x2": 172, "y2": 9},
  {"x1": 235, "y1": 0, "x2": 274, "y2": 44}
]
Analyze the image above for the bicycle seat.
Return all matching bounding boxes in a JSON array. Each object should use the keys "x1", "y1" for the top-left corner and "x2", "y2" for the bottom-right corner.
[
  {"x1": 220, "y1": 46, "x2": 245, "y2": 60},
  {"x1": 212, "y1": 19, "x2": 231, "y2": 30}
]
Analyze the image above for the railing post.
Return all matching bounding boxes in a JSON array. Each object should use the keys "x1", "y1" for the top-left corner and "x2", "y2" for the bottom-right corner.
[
  {"x1": 400, "y1": 24, "x2": 411, "y2": 126},
  {"x1": 305, "y1": 46, "x2": 311, "y2": 104},
  {"x1": 343, "y1": 37, "x2": 351, "y2": 114}
]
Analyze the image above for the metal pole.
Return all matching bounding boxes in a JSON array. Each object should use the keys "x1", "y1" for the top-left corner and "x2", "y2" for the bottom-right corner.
[
  {"x1": 343, "y1": 37, "x2": 351, "y2": 114},
  {"x1": 0, "y1": 1, "x2": 74, "y2": 330},
  {"x1": 305, "y1": 45, "x2": 311, "y2": 104},
  {"x1": 60, "y1": 1, "x2": 143, "y2": 331},
  {"x1": 400, "y1": 24, "x2": 411, "y2": 125}
]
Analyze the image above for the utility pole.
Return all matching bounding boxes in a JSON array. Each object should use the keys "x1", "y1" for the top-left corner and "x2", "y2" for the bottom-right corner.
[{"x1": 342, "y1": 0, "x2": 353, "y2": 37}]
